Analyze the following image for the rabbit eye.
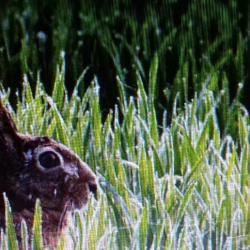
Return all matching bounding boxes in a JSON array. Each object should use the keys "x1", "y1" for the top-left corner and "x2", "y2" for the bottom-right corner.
[{"x1": 38, "y1": 151, "x2": 60, "y2": 169}]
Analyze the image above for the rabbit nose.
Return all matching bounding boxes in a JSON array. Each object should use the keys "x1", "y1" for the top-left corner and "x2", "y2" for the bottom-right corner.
[
  {"x1": 88, "y1": 181, "x2": 97, "y2": 199},
  {"x1": 78, "y1": 161, "x2": 97, "y2": 198}
]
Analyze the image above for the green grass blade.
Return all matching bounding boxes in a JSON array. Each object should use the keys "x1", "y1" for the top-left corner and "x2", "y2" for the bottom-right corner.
[{"x1": 4, "y1": 194, "x2": 18, "y2": 250}]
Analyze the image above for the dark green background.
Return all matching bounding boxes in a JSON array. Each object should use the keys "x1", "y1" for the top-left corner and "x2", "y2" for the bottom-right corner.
[{"x1": 0, "y1": 0, "x2": 249, "y2": 114}]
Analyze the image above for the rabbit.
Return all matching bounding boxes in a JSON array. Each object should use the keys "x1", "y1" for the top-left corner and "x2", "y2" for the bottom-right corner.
[{"x1": 0, "y1": 101, "x2": 97, "y2": 248}]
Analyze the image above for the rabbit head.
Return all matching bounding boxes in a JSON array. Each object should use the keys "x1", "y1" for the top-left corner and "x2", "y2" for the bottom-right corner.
[{"x1": 0, "y1": 101, "x2": 97, "y2": 247}]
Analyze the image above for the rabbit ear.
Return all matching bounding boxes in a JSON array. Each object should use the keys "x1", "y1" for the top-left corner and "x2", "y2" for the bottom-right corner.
[{"x1": 0, "y1": 101, "x2": 20, "y2": 149}]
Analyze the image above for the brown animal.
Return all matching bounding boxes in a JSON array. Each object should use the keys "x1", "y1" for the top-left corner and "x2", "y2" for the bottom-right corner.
[{"x1": 0, "y1": 101, "x2": 97, "y2": 248}]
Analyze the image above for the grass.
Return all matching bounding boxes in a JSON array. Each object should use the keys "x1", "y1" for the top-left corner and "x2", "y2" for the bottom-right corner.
[
  {"x1": 0, "y1": 62, "x2": 249, "y2": 249},
  {"x1": 0, "y1": 2, "x2": 250, "y2": 249},
  {"x1": 1, "y1": 0, "x2": 250, "y2": 113}
]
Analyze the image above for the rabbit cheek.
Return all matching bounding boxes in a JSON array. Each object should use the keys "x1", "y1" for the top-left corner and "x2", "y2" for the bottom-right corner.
[
  {"x1": 26, "y1": 172, "x2": 64, "y2": 209},
  {"x1": 60, "y1": 172, "x2": 87, "y2": 208}
]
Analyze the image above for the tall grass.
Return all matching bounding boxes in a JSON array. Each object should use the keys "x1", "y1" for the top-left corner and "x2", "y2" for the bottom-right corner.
[
  {"x1": 0, "y1": 2, "x2": 249, "y2": 249},
  {"x1": 1, "y1": 0, "x2": 250, "y2": 113},
  {"x1": 0, "y1": 64, "x2": 249, "y2": 249}
]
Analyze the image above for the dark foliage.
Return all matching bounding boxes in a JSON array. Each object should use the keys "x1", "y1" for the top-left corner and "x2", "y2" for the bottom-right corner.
[{"x1": 0, "y1": 1, "x2": 249, "y2": 114}]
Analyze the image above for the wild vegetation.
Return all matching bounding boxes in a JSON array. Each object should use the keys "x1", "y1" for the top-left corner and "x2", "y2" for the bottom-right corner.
[
  {"x1": 0, "y1": 62, "x2": 249, "y2": 249},
  {"x1": 1, "y1": 0, "x2": 250, "y2": 113},
  {"x1": 0, "y1": 0, "x2": 249, "y2": 249}
]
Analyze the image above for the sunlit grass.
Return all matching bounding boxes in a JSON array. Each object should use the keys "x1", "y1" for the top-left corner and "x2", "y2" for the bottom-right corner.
[
  {"x1": 0, "y1": 65, "x2": 249, "y2": 249},
  {"x1": 1, "y1": 2, "x2": 249, "y2": 249}
]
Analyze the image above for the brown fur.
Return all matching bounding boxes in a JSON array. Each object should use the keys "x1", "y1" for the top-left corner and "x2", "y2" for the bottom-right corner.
[{"x1": 0, "y1": 102, "x2": 97, "y2": 248}]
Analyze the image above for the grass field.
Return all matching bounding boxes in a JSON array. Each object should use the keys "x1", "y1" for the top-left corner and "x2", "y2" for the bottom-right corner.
[
  {"x1": 0, "y1": 1, "x2": 250, "y2": 249},
  {"x1": 0, "y1": 63, "x2": 249, "y2": 249}
]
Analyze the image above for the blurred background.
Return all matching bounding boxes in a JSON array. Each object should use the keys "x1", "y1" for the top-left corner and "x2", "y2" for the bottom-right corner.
[{"x1": 0, "y1": 0, "x2": 249, "y2": 115}]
